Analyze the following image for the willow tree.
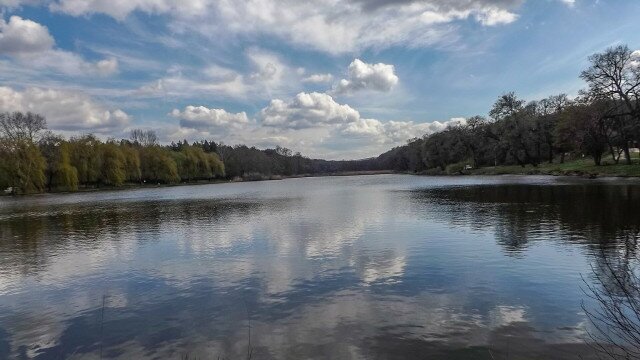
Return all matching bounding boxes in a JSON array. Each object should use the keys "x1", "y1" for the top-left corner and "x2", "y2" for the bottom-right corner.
[
  {"x1": 0, "y1": 112, "x2": 47, "y2": 194},
  {"x1": 120, "y1": 144, "x2": 141, "y2": 183},
  {"x1": 69, "y1": 135, "x2": 102, "y2": 186},
  {"x1": 13, "y1": 142, "x2": 47, "y2": 194},
  {"x1": 140, "y1": 146, "x2": 180, "y2": 184},
  {"x1": 53, "y1": 141, "x2": 79, "y2": 191},
  {"x1": 101, "y1": 142, "x2": 126, "y2": 186},
  {"x1": 207, "y1": 152, "x2": 225, "y2": 178}
]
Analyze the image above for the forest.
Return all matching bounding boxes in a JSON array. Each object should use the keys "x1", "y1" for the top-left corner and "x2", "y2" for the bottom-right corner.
[
  {"x1": 1, "y1": 45, "x2": 639, "y2": 194},
  {"x1": 378, "y1": 45, "x2": 640, "y2": 174}
]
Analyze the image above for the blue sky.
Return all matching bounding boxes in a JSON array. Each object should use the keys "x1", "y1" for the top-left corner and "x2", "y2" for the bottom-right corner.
[{"x1": 1, "y1": 0, "x2": 639, "y2": 159}]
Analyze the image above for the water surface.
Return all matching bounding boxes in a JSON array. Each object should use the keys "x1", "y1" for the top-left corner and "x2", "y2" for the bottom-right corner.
[{"x1": 1, "y1": 174, "x2": 639, "y2": 359}]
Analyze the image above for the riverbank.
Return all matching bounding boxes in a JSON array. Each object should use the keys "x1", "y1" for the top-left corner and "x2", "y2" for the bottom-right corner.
[
  {"x1": 421, "y1": 159, "x2": 640, "y2": 178},
  {"x1": 1, "y1": 170, "x2": 397, "y2": 196}
]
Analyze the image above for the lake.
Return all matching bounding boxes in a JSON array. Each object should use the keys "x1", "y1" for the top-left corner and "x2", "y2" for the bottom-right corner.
[{"x1": 1, "y1": 174, "x2": 639, "y2": 359}]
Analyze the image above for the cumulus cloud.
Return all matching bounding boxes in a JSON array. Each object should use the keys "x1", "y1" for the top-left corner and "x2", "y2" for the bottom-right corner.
[
  {"x1": 302, "y1": 73, "x2": 334, "y2": 84},
  {"x1": 0, "y1": 86, "x2": 131, "y2": 132},
  {"x1": 341, "y1": 117, "x2": 467, "y2": 143},
  {"x1": 171, "y1": 106, "x2": 249, "y2": 132},
  {"x1": 333, "y1": 59, "x2": 399, "y2": 95},
  {"x1": 0, "y1": 15, "x2": 54, "y2": 55},
  {"x1": 259, "y1": 91, "x2": 464, "y2": 147},
  {"x1": 260, "y1": 92, "x2": 360, "y2": 129},
  {"x1": 0, "y1": 15, "x2": 118, "y2": 76},
  {"x1": 163, "y1": 91, "x2": 469, "y2": 159}
]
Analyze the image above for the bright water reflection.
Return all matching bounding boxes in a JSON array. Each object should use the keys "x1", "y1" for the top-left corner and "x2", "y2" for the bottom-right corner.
[{"x1": 1, "y1": 175, "x2": 639, "y2": 359}]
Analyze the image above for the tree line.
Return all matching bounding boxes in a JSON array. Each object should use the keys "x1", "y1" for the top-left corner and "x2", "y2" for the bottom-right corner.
[
  {"x1": 377, "y1": 45, "x2": 640, "y2": 173},
  {"x1": 0, "y1": 115, "x2": 379, "y2": 194},
  {"x1": 0, "y1": 118, "x2": 226, "y2": 194}
]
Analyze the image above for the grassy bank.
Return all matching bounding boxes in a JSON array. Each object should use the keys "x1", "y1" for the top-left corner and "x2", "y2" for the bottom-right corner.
[{"x1": 449, "y1": 159, "x2": 640, "y2": 178}]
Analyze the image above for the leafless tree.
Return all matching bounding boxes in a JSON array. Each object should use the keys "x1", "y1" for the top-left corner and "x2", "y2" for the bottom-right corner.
[
  {"x1": 130, "y1": 129, "x2": 158, "y2": 147},
  {"x1": 0, "y1": 111, "x2": 47, "y2": 142},
  {"x1": 581, "y1": 45, "x2": 640, "y2": 123}
]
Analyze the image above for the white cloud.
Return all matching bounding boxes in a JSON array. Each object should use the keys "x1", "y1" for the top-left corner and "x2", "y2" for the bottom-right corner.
[
  {"x1": 474, "y1": 8, "x2": 519, "y2": 26},
  {"x1": 0, "y1": 15, "x2": 118, "y2": 76},
  {"x1": 171, "y1": 106, "x2": 249, "y2": 132},
  {"x1": 0, "y1": 86, "x2": 131, "y2": 132},
  {"x1": 260, "y1": 92, "x2": 360, "y2": 129},
  {"x1": 0, "y1": 0, "x2": 40, "y2": 9},
  {"x1": 257, "y1": 91, "x2": 465, "y2": 152},
  {"x1": 96, "y1": 57, "x2": 119, "y2": 75},
  {"x1": 245, "y1": 48, "x2": 287, "y2": 87},
  {"x1": 0, "y1": 15, "x2": 54, "y2": 55},
  {"x1": 162, "y1": 91, "x2": 468, "y2": 159},
  {"x1": 135, "y1": 49, "x2": 298, "y2": 100},
  {"x1": 32, "y1": 0, "x2": 526, "y2": 53},
  {"x1": 341, "y1": 117, "x2": 467, "y2": 143},
  {"x1": 631, "y1": 50, "x2": 640, "y2": 68},
  {"x1": 134, "y1": 67, "x2": 249, "y2": 99},
  {"x1": 559, "y1": 0, "x2": 575, "y2": 7},
  {"x1": 333, "y1": 59, "x2": 399, "y2": 95},
  {"x1": 303, "y1": 73, "x2": 334, "y2": 84}
]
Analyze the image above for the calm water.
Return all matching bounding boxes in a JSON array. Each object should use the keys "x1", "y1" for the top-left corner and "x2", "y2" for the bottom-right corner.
[{"x1": 1, "y1": 174, "x2": 640, "y2": 359}]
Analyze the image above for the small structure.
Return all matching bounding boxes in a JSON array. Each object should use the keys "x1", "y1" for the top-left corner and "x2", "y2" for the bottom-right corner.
[{"x1": 3, "y1": 187, "x2": 14, "y2": 194}]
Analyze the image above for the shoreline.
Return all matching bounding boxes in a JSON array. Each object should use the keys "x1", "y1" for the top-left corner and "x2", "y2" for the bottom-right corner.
[
  {"x1": 417, "y1": 159, "x2": 640, "y2": 179},
  {"x1": 6, "y1": 163, "x2": 640, "y2": 197},
  {"x1": 1, "y1": 170, "x2": 397, "y2": 197}
]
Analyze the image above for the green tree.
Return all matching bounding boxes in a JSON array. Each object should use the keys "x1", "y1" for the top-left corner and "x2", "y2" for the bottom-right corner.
[
  {"x1": 101, "y1": 142, "x2": 126, "y2": 186},
  {"x1": 0, "y1": 112, "x2": 47, "y2": 194},
  {"x1": 120, "y1": 144, "x2": 141, "y2": 183},
  {"x1": 69, "y1": 135, "x2": 102, "y2": 186},
  {"x1": 53, "y1": 141, "x2": 79, "y2": 191},
  {"x1": 140, "y1": 146, "x2": 180, "y2": 184},
  {"x1": 13, "y1": 142, "x2": 47, "y2": 194},
  {"x1": 207, "y1": 152, "x2": 225, "y2": 178}
]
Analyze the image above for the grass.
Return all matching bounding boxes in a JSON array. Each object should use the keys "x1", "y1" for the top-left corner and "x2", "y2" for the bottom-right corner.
[{"x1": 468, "y1": 158, "x2": 640, "y2": 178}]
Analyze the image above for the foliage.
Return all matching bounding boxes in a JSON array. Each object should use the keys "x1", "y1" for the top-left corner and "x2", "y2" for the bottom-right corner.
[
  {"x1": 140, "y1": 146, "x2": 180, "y2": 184},
  {"x1": 101, "y1": 142, "x2": 127, "y2": 186}
]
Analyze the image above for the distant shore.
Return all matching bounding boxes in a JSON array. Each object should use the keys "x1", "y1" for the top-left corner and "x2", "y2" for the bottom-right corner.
[{"x1": 418, "y1": 159, "x2": 640, "y2": 179}]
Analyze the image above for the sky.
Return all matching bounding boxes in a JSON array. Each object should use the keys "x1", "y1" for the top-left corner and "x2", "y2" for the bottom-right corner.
[{"x1": 0, "y1": 0, "x2": 639, "y2": 159}]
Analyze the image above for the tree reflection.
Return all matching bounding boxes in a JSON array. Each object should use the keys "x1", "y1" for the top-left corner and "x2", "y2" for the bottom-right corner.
[
  {"x1": 411, "y1": 183, "x2": 640, "y2": 254},
  {"x1": 583, "y1": 230, "x2": 640, "y2": 359},
  {"x1": 0, "y1": 199, "x2": 279, "y2": 277}
]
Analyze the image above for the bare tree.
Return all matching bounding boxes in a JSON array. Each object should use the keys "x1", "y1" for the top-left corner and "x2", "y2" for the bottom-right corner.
[
  {"x1": 0, "y1": 112, "x2": 47, "y2": 142},
  {"x1": 130, "y1": 129, "x2": 158, "y2": 147},
  {"x1": 581, "y1": 45, "x2": 640, "y2": 123},
  {"x1": 583, "y1": 230, "x2": 640, "y2": 359}
]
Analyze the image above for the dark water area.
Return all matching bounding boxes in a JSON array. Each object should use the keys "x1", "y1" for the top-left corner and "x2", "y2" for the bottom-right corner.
[{"x1": 1, "y1": 174, "x2": 640, "y2": 359}]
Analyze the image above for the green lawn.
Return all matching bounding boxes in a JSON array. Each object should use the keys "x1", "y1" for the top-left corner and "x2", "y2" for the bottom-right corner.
[{"x1": 469, "y1": 158, "x2": 640, "y2": 177}]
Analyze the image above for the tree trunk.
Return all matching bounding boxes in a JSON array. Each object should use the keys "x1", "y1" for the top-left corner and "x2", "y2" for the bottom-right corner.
[
  {"x1": 608, "y1": 144, "x2": 620, "y2": 164},
  {"x1": 623, "y1": 144, "x2": 632, "y2": 165},
  {"x1": 594, "y1": 153, "x2": 602, "y2": 166}
]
